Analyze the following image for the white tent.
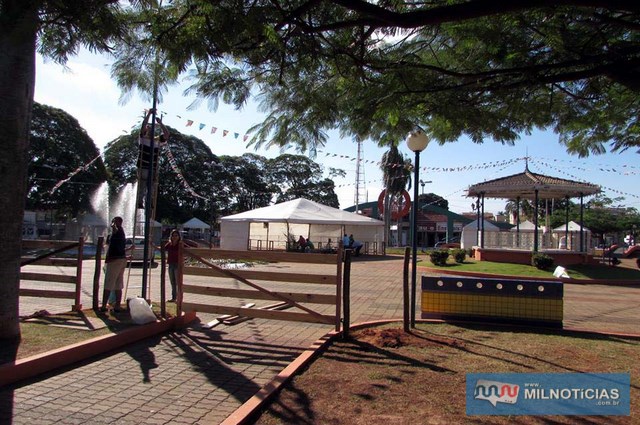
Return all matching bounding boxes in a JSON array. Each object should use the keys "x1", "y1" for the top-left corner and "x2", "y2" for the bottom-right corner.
[
  {"x1": 182, "y1": 217, "x2": 210, "y2": 229},
  {"x1": 461, "y1": 219, "x2": 500, "y2": 249},
  {"x1": 181, "y1": 217, "x2": 211, "y2": 242},
  {"x1": 220, "y1": 198, "x2": 385, "y2": 251},
  {"x1": 553, "y1": 220, "x2": 592, "y2": 250},
  {"x1": 553, "y1": 220, "x2": 590, "y2": 232},
  {"x1": 510, "y1": 220, "x2": 541, "y2": 231}
]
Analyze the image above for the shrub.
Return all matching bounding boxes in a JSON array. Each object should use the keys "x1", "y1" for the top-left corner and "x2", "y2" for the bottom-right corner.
[
  {"x1": 429, "y1": 250, "x2": 450, "y2": 266},
  {"x1": 531, "y1": 253, "x2": 554, "y2": 270},
  {"x1": 451, "y1": 248, "x2": 466, "y2": 263}
]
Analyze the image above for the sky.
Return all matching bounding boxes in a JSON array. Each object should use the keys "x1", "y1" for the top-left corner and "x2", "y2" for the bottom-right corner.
[{"x1": 34, "y1": 50, "x2": 640, "y2": 216}]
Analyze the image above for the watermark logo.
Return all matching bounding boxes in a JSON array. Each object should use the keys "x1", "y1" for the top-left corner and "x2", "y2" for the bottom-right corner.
[
  {"x1": 466, "y1": 373, "x2": 630, "y2": 416},
  {"x1": 474, "y1": 379, "x2": 520, "y2": 407}
]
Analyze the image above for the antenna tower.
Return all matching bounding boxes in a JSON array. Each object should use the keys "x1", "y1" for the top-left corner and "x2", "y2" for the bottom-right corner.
[{"x1": 354, "y1": 139, "x2": 367, "y2": 212}]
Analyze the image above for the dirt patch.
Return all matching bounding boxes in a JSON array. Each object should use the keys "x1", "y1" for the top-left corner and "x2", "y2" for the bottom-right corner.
[
  {"x1": 253, "y1": 323, "x2": 640, "y2": 425},
  {"x1": 355, "y1": 327, "x2": 464, "y2": 349}
]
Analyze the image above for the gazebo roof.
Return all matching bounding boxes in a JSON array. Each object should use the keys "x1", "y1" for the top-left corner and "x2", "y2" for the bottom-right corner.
[{"x1": 466, "y1": 166, "x2": 600, "y2": 200}]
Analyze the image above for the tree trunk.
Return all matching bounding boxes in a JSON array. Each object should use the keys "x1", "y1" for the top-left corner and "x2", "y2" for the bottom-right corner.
[{"x1": 0, "y1": 2, "x2": 39, "y2": 339}]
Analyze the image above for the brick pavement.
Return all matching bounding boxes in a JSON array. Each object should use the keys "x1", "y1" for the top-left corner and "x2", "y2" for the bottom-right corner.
[{"x1": 6, "y1": 255, "x2": 640, "y2": 424}]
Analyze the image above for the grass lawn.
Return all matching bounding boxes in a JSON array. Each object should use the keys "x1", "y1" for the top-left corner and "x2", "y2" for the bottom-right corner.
[
  {"x1": 416, "y1": 255, "x2": 640, "y2": 280},
  {"x1": 385, "y1": 246, "x2": 639, "y2": 281},
  {"x1": 253, "y1": 323, "x2": 639, "y2": 424}
]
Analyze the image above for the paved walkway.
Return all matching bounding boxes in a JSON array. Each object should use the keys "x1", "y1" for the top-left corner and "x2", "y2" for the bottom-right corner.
[{"x1": 5, "y1": 256, "x2": 640, "y2": 424}]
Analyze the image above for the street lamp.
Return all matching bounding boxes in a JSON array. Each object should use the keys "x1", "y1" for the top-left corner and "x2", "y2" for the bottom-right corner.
[
  {"x1": 406, "y1": 130, "x2": 430, "y2": 327},
  {"x1": 419, "y1": 179, "x2": 432, "y2": 195}
]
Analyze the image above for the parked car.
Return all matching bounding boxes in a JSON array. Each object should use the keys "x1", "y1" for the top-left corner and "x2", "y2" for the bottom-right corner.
[
  {"x1": 125, "y1": 236, "x2": 158, "y2": 262},
  {"x1": 434, "y1": 236, "x2": 461, "y2": 249}
]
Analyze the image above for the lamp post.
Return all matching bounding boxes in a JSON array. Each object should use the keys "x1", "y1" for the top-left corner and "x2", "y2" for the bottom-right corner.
[
  {"x1": 406, "y1": 130, "x2": 430, "y2": 327},
  {"x1": 419, "y1": 180, "x2": 432, "y2": 196}
]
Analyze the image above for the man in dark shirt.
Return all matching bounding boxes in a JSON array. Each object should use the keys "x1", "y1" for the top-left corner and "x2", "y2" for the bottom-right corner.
[{"x1": 101, "y1": 216, "x2": 129, "y2": 312}]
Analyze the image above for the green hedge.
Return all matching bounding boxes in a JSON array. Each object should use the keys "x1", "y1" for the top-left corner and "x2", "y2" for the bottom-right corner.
[{"x1": 429, "y1": 249, "x2": 450, "y2": 266}]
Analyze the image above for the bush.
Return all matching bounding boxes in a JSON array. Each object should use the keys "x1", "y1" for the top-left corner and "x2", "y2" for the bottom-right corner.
[
  {"x1": 429, "y1": 250, "x2": 450, "y2": 266},
  {"x1": 451, "y1": 248, "x2": 466, "y2": 263},
  {"x1": 531, "y1": 253, "x2": 554, "y2": 270}
]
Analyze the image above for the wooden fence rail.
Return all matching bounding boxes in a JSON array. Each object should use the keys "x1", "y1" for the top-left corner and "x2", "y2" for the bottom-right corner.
[
  {"x1": 20, "y1": 238, "x2": 85, "y2": 311},
  {"x1": 178, "y1": 246, "x2": 345, "y2": 331}
]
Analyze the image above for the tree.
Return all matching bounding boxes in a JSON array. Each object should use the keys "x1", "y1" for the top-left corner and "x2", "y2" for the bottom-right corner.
[
  {"x1": 266, "y1": 154, "x2": 339, "y2": 207},
  {"x1": 218, "y1": 154, "x2": 274, "y2": 215},
  {"x1": 0, "y1": 1, "x2": 123, "y2": 339},
  {"x1": 418, "y1": 193, "x2": 448, "y2": 210},
  {"x1": 27, "y1": 103, "x2": 108, "y2": 218},
  {"x1": 153, "y1": 1, "x2": 640, "y2": 157}
]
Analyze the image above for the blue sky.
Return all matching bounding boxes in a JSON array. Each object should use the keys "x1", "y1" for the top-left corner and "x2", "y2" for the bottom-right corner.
[{"x1": 35, "y1": 51, "x2": 639, "y2": 215}]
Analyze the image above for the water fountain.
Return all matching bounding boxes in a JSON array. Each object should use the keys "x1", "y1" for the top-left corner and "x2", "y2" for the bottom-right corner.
[{"x1": 90, "y1": 181, "x2": 145, "y2": 237}]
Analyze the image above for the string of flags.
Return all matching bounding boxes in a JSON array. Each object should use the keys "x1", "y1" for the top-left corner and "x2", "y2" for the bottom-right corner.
[
  {"x1": 48, "y1": 154, "x2": 102, "y2": 195},
  {"x1": 531, "y1": 158, "x2": 640, "y2": 199},
  {"x1": 177, "y1": 116, "x2": 250, "y2": 142},
  {"x1": 163, "y1": 144, "x2": 208, "y2": 200},
  {"x1": 44, "y1": 142, "x2": 639, "y2": 201}
]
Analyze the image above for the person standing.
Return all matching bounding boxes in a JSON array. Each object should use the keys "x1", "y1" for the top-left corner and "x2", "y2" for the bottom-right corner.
[
  {"x1": 136, "y1": 109, "x2": 170, "y2": 209},
  {"x1": 164, "y1": 229, "x2": 182, "y2": 302},
  {"x1": 342, "y1": 233, "x2": 350, "y2": 248},
  {"x1": 101, "y1": 217, "x2": 130, "y2": 312}
]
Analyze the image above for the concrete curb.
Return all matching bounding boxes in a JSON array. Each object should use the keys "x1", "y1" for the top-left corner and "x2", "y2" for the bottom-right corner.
[
  {"x1": 0, "y1": 311, "x2": 197, "y2": 387},
  {"x1": 221, "y1": 332, "x2": 340, "y2": 425}
]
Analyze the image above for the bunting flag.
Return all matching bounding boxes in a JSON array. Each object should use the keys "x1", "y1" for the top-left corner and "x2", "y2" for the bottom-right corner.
[
  {"x1": 163, "y1": 145, "x2": 207, "y2": 200},
  {"x1": 49, "y1": 154, "x2": 102, "y2": 194},
  {"x1": 186, "y1": 120, "x2": 193, "y2": 127},
  {"x1": 243, "y1": 135, "x2": 249, "y2": 142},
  {"x1": 211, "y1": 127, "x2": 217, "y2": 134},
  {"x1": 198, "y1": 123, "x2": 205, "y2": 130},
  {"x1": 234, "y1": 132, "x2": 239, "y2": 139},
  {"x1": 223, "y1": 130, "x2": 229, "y2": 137}
]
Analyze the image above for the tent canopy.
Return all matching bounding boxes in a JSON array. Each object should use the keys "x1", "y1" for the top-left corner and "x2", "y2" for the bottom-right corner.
[
  {"x1": 510, "y1": 220, "x2": 540, "y2": 231},
  {"x1": 553, "y1": 220, "x2": 590, "y2": 232},
  {"x1": 182, "y1": 217, "x2": 210, "y2": 229},
  {"x1": 220, "y1": 198, "x2": 385, "y2": 251},
  {"x1": 221, "y1": 198, "x2": 384, "y2": 226}
]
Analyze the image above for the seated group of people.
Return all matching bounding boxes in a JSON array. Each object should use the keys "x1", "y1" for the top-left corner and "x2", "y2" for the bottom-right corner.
[
  {"x1": 297, "y1": 235, "x2": 315, "y2": 252},
  {"x1": 296, "y1": 235, "x2": 363, "y2": 255},
  {"x1": 342, "y1": 234, "x2": 363, "y2": 256},
  {"x1": 296, "y1": 236, "x2": 339, "y2": 253}
]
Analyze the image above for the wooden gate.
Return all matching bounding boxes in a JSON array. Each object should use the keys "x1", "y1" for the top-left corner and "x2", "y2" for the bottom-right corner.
[
  {"x1": 177, "y1": 246, "x2": 344, "y2": 331},
  {"x1": 20, "y1": 238, "x2": 85, "y2": 311}
]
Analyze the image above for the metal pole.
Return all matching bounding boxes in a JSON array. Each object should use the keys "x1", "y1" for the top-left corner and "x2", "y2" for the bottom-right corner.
[
  {"x1": 410, "y1": 150, "x2": 420, "y2": 328},
  {"x1": 141, "y1": 64, "x2": 160, "y2": 299}
]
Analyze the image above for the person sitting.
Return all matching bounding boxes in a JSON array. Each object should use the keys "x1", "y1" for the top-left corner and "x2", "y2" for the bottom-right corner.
[
  {"x1": 306, "y1": 239, "x2": 315, "y2": 251},
  {"x1": 297, "y1": 235, "x2": 307, "y2": 252},
  {"x1": 322, "y1": 238, "x2": 335, "y2": 253},
  {"x1": 352, "y1": 239, "x2": 364, "y2": 256}
]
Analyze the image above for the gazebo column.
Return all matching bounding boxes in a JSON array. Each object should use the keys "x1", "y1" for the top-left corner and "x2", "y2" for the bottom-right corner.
[
  {"x1": 580, "y1": 193, "x2": 585, "y2": 252},
  {"x1": 533, "y1": 189, "x2": 539, "y2": 252},
  {"x1": 476, "y1": 196, "x2": 481, "y2": 247},
  {"x1": 481, "y1": 192, "x2": 485, "y2": 248},
  {"x1": 516, "y1": 196, "x2": 521, "y2": 248},
  {"x1": 564, "y1": 196, "x2": 569, "y2": 250}
]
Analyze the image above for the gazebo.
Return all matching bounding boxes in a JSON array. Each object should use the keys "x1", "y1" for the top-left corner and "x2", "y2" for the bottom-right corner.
[{"x1": 466, "y1": 164, "x2": 600, "y2": 265}]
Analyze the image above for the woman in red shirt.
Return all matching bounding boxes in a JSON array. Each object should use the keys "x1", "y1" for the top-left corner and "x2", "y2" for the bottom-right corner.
[{"x1": 164, "y1": 229, "x2": 182, "y2": 302}]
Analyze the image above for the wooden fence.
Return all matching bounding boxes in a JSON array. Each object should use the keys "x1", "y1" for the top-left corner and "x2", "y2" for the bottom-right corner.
[
  {"x1": 20, "y1": 238, "x2": 86, "y2": 311},
  {"x1": 178, "y1": 247, "x2": 345, "y2": 331}
]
